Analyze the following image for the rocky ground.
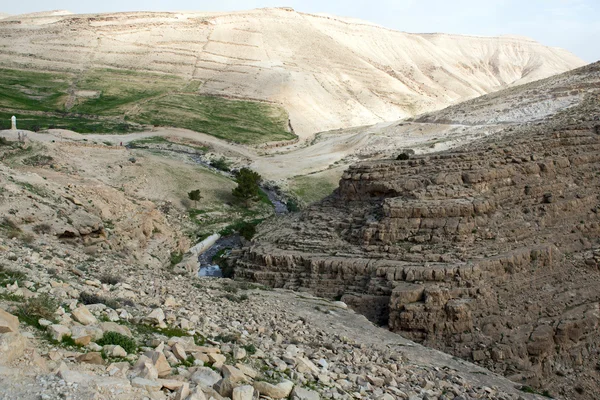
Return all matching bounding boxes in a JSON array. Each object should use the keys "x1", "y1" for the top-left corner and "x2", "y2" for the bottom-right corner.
[{"x1": 0, "y1": 232, "x2": 545, "y2": 400}]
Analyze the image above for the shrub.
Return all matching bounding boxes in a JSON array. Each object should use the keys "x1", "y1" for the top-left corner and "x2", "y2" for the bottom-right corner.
[
  {"x1": 170, "y1": 251, "x2": 184, "y2": 267},
  {"x1": 0, "y1": 266, "x2": 27, "y2": 286},
  {"x1": 17, "y1": 294, "x2": 58, "y2": 327},
  {"x1": 238, "y1": 222, "x2": 256, "y2": 240},
  {"x1": 232, "y1": 168, "x2": 261, "y2": 205},
  {"x1": 396, "y1": 153, "x2": 410, "y2": 160},
  {"x1": 210, "y1": 157, "x2": 231, "y2": 172},
  {"x1": 79, "y1": 291, "x2": 121, "y2": 310},
  {"x1": 286, "y1": 199, "x2": 300, "y2": 212},
  {"x1": 99, "y1": 273, "x2": 121, "y2": 285},
  {"x1": 97, "y1": 331, "x2": 137, "y2": 354},
  {"x1": 33, "y1": 223, "x2": 52, "y2": 235},
  {"x1": 0, "y1": 218, "x2": 22, "y2": 239}
]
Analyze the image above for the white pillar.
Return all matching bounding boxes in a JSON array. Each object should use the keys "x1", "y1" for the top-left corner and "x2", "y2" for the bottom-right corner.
[{"x1": 10, "y1": 116, "x2": 16, "y2": 130}]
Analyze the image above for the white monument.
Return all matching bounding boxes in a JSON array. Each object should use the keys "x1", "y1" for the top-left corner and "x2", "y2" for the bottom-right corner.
[{"x1": 11, "y1": 116, "x2": 16, "y2": 130}]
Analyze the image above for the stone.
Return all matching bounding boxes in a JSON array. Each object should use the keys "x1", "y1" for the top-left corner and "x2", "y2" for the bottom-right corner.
[
  {"x1": 0, "y1": 309, "x2": 19, "y2": 333},
  {"x1": 209, "y1": 353, "x2": 226, "y2": 368},
  {"x1": 71, "y1": 305, "x2": 97, "y2": 325},
  {"x1": 173, "y1": 382, "x2": 190, "y2": 400},
  {"x1": 222, "y1": 365, "x2": 247, "y2": 383},
  {"x1": 232, "y1": 346, "x2": 247, "y2": 360},
  {"x1": 187, "y1": 386, "x2": 208, "y2": 400},
  {"x1": 143, "y1": 351, "x2": 171, "y2": 378},
  {"x1": 47, "y1": 324, "x2": 71, "y2": 342},
  {"x1": 190, "y1": 366, "x2": 222, "y2": 387},
  {"x1": 172, "y1": 343, "x2": 187, "y2": 361},
  {"x1": 145, "y1": 308, "x2": 165, "y2": 325},
  {"x1": 0, "y1": 332, "x2": 26, "y2": 363},
  {"x1": 159, "y1": 379, "x2": 186, "y2": 391},
  {"x1": 73, "y1": 334, "x2": 91, "y2": 346},
  {"x1": 235, "y1": 363, "x2": 258, "y2": 378},
  {"x1": 76, "y1": 352, "x2": 104, "y2": 365},
  {"x1": 131, "y1": 377, "x2": 162, "y2": 392},
  {"x1": 100, "y1": 322, "x2": 133, "y2": 337},
  {"x1": 291, "y1": 386, "x2": 320, "y2": 400},
  {"x1": 103, "y1": 345, "x2": 127, "y2": 358},
  {"x1": 253, "y1": 380, "x2": 294, "y2": 399},
  {"x1": 232, "y1": 385, "x2": 255, "y2": 400},
  {"x1": 296, "y1": 357, "x2": 320, "y2": 375},
  {"x1": 132, "y1": 361, "x2": 159, "y2": 380},
  {"x1": 214, "y1": 377, "x2": 236, "y2": 398}
]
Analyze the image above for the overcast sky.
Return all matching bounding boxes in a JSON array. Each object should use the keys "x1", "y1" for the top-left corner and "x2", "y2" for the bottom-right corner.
[{"x1": 3, "y1": 0, "x2": 598, "y2": 62}]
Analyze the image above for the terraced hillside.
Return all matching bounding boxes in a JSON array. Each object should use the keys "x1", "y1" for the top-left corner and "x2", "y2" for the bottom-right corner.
[
  {"x1": 232, "y1": 62, "x2": 600, "y2": 398},
  {"x1": 0, "y1": 8, "x2": 585, "y2": 139}
]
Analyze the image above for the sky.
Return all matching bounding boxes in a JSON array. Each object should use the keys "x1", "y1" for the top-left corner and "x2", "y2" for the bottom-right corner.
[{"x1": 2, "y1": 0, "x2": 598, "y2": 62}]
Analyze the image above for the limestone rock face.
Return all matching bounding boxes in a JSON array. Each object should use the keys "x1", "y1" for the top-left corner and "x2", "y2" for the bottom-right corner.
[{"x1": 234, "y1": 64, "x2": 600, "y2": 392}]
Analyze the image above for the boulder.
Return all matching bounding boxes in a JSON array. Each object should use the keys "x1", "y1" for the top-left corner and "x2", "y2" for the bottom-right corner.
[
  {"x1": 100, "y1": 322, "x2": 132, "y2": 337},
  {"x1": 145, "y1": 308, "x2": 165, "y2": 325},
  {"x1": 47, "y1": 324, "x2": 71, "y2": 342},
  {"x1": 131, "y1": 377, "x2": 162, "y2": 392},
  {"x1": 190, "y1": 366, "x2": 222, "y2": 387},
  {"x1": 0, "y1": 309, "x2": 19, "y2": 333},
  {"x1": 76, "y1": 352, "x2": 104, "y2": 365},
  {"x1": 253, "y1": 380, "x2": 294, "y2": 399},
  {"x1": 172, "y1": 343, "x2": 187, "y2": 361},
  {"x1": 222, "y1": 365, "x2": 247, "y2": 383},
  {"x1": 143, "y1": 350, "x2": 171, "y2": 378},
  {"x1": 71, "y1": 305, "x2": 97, "y2": 325},
  {"x1": 103, "y1": 345, "x2": 127, "y2": 358},
  {"x1": 291, "y1": 387, "x2": 320, "y2": 400},
  {"x1": 214, "y1": 377, "x2": 236, "y2": 398},
  {"x1": 0, "y1": 332, "x2": 26, "y2": 363},
  {"x1": 232, "y1": 385, "x2": 255, "y2": 400}
]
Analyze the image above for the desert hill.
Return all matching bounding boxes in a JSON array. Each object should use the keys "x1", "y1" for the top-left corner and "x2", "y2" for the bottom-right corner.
[{"x1": 0, "y1": 7, "x2": 585, "y2": 138}]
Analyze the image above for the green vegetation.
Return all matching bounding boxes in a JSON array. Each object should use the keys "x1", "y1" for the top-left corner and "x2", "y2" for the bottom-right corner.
[
  {"x1": 210, "y1": 156, "x2": 231, "y2": 172},
  {"x1": 289, "y1": 174, "x2": 338, "y2": 204},
  {"x1": 232, "y1": 168, "x2": 262, "y2": 205},
  {"x1": 17, "y1": 294, "x2": 58, "y2": 328},
  {"x1": 219, "y1": 219, "x2": 262, "y2": 239},
  {"x1": 0, "y1": 266, "x2": 27, "y2": 286},
  {"x1": 97, "y1": 331, "x2": 138, "y2": 354},
  {"x1": 188, "y1": 189, "x2": 202, "y2": 208},
  {"x1": 0, "y1": 67, "x2": 294, "y2": 144},
  {"x1": 135, "y1": 94, "x2": 294, "y2": 144},
  {"x1": 170, "y1": 251, "x2": 184, "y2": 267},
  {"x1": 79, "y1": 291, "x2": 123, "y2": 310}
]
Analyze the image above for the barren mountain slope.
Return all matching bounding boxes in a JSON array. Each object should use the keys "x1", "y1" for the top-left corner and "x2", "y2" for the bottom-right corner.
[
  {"x1": 0, "y1": 7, "x2": 585, "y2": 137},
  {"x1": 233, "y1": 62, "x2": 600, "y2": 398}
]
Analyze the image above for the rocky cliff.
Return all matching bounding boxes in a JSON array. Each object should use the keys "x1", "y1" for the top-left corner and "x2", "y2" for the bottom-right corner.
[
  {"x1": 233, "y1": 63, "x2": 600, "y2": 398},
  {"x1": 0, "y1": 8, "x2": 585, "y2": 137}
]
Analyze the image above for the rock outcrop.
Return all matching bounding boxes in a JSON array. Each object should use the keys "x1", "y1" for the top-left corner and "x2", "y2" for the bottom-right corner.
[{"x1": 233, "y1": 65, "x2": 600, "y2": 396}]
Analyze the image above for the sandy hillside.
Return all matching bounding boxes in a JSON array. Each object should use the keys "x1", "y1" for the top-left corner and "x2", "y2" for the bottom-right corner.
[{"x1": 0, "y1": 7, "x2": 585, "y2": 138}]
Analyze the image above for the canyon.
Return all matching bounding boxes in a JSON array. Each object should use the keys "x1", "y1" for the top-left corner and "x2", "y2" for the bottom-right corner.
[{"x1": 233, "y1": 62, "x2": 600, "y2": 399}]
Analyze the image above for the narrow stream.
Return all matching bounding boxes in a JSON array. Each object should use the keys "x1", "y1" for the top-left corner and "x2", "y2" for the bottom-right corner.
[
  {"x1": 130, "y1": 143, "x2": 290, "y2": 277},
  {"x1": 196, "y1": 187, "x2": 287, "y2": 277}
]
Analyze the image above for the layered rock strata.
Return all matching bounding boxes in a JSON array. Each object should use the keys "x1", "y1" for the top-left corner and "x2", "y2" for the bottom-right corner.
[{"x1": 233, "y1": 88, "x2": 600, "y2": 396}]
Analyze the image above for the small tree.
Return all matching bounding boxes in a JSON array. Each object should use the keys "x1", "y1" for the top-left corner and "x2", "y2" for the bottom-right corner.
[
  {"x1": 232, "y1": 168, "x2": 261, "y2": 206},
  {"x1": 188, "y1": 189, "x2": 202, "y2": 208}
]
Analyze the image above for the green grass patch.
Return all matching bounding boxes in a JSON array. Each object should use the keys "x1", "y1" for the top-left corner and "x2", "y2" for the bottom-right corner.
[
  {"x1": 134, "y1": 94, "x2": 295, "y2": 144},
  {"x1": 17, "y1": 294, "x2": 58, "y2": 329},
  {"x1": 289, "y1": 174, "x2": 337, "y2": 204},
  {"x1": 0, "y1": 67, "x2": 294, "y2": 143},
  {"x1": 97, "y1": 331, "x2": 137, "y2": 354}
]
